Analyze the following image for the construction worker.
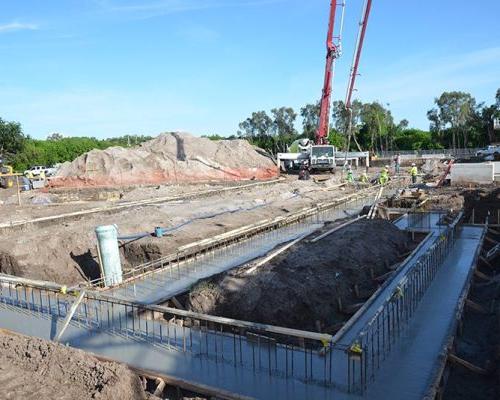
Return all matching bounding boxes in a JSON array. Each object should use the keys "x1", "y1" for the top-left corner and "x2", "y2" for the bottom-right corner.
[
  {"x1": 359, "y1": 172, "x2": 368, "y2": 184},
  {"x1": 394, "y1": 153, "x2": 401, "y2": 174},
  {"x1": 346, "y1": 166, "x2": 354, "y2": 183},
  {"x1": 379, "y1": 165, "x2": 389, "y2": 185},
  {"x1": 410, "y1": 163, "x2": 418, "y2": 184}
]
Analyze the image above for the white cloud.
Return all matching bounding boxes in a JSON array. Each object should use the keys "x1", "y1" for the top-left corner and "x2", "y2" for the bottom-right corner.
[
  {"x1": 0, "y1": 22, "x2": 38, "y2": 33},
  {"x1": 94, "y1": 0, "x2": 283, "y2": 17}
]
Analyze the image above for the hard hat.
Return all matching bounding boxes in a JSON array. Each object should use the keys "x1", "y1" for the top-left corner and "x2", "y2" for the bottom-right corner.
[
  {"x1": 385, "y1": 165, "x2": 389, "y2": 168},
  {"x1": 411, "y1": 163, "x2": 416, "y2": 166}
]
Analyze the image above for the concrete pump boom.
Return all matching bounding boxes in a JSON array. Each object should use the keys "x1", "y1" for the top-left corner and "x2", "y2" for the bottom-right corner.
[
  {"x1": 344, "y1": 0, "x2": 373, "y2": 156},
  {"x1": 316, "y1": 1, "x2": 345, "y2": 145},
  {"x1": 345, "y1": 0, "x2": 372, "y2": 109}
]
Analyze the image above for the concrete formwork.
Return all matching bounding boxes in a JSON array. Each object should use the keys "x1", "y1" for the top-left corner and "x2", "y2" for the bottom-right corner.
[{"x1": 450, "y1": 163, "x2": 495, "y2": 184}]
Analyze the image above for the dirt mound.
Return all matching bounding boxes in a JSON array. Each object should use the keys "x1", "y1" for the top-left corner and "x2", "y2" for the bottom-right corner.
[
  {"x1": 52, "y1": 132, "x2": 277, "y2": 187},
  {"x1": 186, "y1": 219, "x2": 410, "y2": 332},
  {"x1": 0, "y1": 331, "x2": 148, "y2": 400}
]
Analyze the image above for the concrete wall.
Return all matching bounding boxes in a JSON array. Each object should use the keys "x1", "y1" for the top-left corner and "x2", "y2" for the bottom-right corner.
[
  {"x1": 493, "y1": 162, "x2": 500, "y2": 182},
  {"x1": 451, "y1": 163, "x2": 495, "y2": 184}
]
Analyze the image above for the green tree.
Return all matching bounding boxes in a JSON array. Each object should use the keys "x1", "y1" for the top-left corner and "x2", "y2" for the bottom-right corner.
[
  {"x1": 238, "y1": 111, "x2": 273, "y2": 139},
  {"x1": 394, "y1": 129, "x2": 437, "y2": 150},
  {"x1": 330, "y1": 100, "x2": 363, "y2": 151},
  {"x1": 359, "y1": 102, "x2": 394, "y2": 152},
  {"x1": 0, "y1": 118, "x2": 26, "y2": 161},
  {"x1": 428, "y1": 91, "x2": 477, "y2": 149},
  {"x1": 270, "y1": 107, "x2": 298, "y2": 153},
  {"x1": 300, "y1": 102, "x2": 320, "y2": 140}
]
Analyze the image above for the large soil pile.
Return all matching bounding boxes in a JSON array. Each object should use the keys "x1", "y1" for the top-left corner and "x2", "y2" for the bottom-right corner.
[
  {"x1": 0, "y1": 331, "x2": 149, "y2": 400},
  {"x1": 52, "y1": 132, "x2": 277, "y2": 187},
  {"x1": 186, "y1": 219, "x2": 410, "y2": 332}
]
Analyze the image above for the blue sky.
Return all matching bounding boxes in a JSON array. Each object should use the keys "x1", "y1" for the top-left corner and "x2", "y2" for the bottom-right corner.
[{"x1": 0, "y1": 0, "x2": 499, "y2": 139}]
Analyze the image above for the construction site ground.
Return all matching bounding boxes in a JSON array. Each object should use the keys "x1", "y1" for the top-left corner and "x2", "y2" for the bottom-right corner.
[
  {"x1": 0, "y1": 175, "x2": 352, "y2": 285},
  {"x1": 1, "y1": 166, "x2": 499, "y2": 399},
  {"x1": 184, "y1": 219, "x2": 416, "y2": 333}
]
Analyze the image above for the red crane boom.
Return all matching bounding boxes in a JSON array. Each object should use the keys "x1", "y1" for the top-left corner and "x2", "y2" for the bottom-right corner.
[{"x1": 316, "y1": 1, "x2": 345, "y2": 145}]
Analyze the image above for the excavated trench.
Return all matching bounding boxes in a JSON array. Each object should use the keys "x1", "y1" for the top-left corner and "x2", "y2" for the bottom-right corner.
[{"x1": 171, "y1": 219, "x2": 423, "y2": 334}]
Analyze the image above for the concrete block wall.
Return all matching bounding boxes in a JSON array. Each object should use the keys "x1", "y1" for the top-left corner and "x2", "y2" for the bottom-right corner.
[{"x1": 450, "y1": 163, "x2": 495, "y2": 184}]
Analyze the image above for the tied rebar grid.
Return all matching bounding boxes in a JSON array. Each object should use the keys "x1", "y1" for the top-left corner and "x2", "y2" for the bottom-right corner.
[
  {"x1": 346, "y1": 216, "x2": 458, "y2": 394},
  {"x1": 0, "y1": 279, "x2": 345, "y2": 388},
  {"x1": 98, "y1": 188, "x2": 386, "y2": 302}
]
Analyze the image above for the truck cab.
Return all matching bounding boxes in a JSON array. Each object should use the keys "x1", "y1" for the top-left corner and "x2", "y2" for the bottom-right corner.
[{"x1": 310, "y1": 145, "x2": 335, "y2": 172}]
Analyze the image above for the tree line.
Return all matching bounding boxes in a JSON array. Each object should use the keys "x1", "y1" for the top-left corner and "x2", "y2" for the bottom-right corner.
[
  {"x1": 0, "y1": 121, "x2": 152, "y2": 171},
  {"x1": 1, "y1": 88, "x2": 498, "y2": 171},
  {"x1": 237, "y1": 88, "x2": 500, "y2": 154}
]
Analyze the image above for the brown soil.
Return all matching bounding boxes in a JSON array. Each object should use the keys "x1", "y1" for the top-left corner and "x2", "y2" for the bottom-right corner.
[
  {"x1": 0, "y1": 330, "x2": 149, "y2": 400},
  {"x1": 185, "y1": 219, "x2": 411, "y2": 333},
  {"x1": 52, "y1": 132, "x2": 278, "y2": 187},
  {"x1": 0, "y1": 176, "x2": 348, "y2": 286},
  {"x1": 426, "y1": 192, "x2": 465, "y2": 212}
]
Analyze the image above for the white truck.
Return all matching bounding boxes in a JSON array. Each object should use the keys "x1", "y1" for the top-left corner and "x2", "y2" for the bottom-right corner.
[
  {"x1": 24, "y1": 165, "x2": 58, "y2": 177},
  {"x1": 277, "y1": 139, "x2": 336, "y2": 173},
  {"x1": 476, "y1": 145, "x2": 500, "y2": 160}
]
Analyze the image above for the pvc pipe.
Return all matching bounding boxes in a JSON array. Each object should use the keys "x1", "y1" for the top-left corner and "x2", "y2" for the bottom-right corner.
[{"x1": 95, "y1": 225, "x2": 123, "y2": 286}]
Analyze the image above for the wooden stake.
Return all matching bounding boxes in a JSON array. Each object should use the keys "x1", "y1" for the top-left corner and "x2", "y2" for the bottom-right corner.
[{"x1": 15, "y1": 176, "x2": 21, "y2": 206}]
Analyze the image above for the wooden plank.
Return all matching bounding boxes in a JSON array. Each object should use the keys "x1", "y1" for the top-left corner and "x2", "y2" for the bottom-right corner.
[
  {"x1": 447, "y1": 353, "x2": 488, "y2": 375},
  {"x1": 170, "y1": 297, "x2": 185, "y2": 310},
  {"x1": 479, "y1": 255, "x2": 494, "y2": 268},
  {"x1": 0, "y1": 178, "x2": 284, "y2": 231},
  {"x1": 245, "y1": 232, "x2": 309, "y2": 274},
  {"x1": 342, "y1": 302, "x2": 364, "y2": 315},
  {"x1": 54, "y1": 290, "x2": 86, "y2": 342},
  {"x1": 485, "y1": 236, "x2": 499, "y2": 245},
  {"x1": 474, "y1": 269, "x2": 492, "y2": 282},
  {"x1": 373, "y1": 270, "x2": 394, "y2": 283},
  {"x1": 465, "y1": 299, "x2": 488, "y2": 314},
  {"x1": 310, "y1": 215, "x2": 366, "y2": 243}
]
